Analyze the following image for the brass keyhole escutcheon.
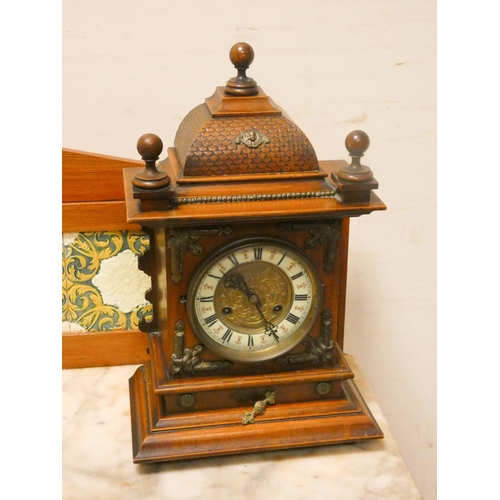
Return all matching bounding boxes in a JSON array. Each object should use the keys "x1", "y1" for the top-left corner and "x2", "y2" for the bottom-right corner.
[{"x1": 242, "y1": 390, "x2": 278, "y2": 425}]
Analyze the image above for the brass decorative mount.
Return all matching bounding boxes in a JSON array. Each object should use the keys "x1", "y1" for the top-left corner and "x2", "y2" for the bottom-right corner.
[
  {"x1": 170, "y1": 320, "x2": 232, "y2": 375},
  {"x1": 224, "y1": 42, "x2": 259, "y2": 97}
]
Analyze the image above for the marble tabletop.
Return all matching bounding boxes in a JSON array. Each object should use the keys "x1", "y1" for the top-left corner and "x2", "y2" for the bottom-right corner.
[{"x1": 62, "y1": 355, "x2": 421, "y2": 500}]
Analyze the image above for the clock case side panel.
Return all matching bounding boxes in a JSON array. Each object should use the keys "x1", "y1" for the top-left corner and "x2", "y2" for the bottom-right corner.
[
  {"x1": 337, "y1": 217, "x2": 350, "y2": 350},
  {"x1": 147, "y1": 220, "x2": 349, "y2": 385}
]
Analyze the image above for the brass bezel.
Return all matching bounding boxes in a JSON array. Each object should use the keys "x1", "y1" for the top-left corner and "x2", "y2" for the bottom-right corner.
[{"x1": 186, "y1": 237, "x2": 323, "y2": 363}]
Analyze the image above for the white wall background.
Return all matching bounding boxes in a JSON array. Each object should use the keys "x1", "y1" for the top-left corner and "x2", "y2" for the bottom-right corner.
[{"x1": 63, "y1": 1, "x2": 436, "y2": 498}]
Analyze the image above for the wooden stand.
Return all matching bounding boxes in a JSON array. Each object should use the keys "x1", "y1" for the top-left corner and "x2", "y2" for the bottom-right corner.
[{"x1": 130, "y1": 347, "x2": 382, "y2": 463}]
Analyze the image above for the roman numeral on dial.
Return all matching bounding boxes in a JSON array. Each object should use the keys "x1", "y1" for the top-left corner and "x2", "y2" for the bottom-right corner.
[
  {"x1": 199, "y1": 296, "x2": 214, "y2": 302},
  {"x1": 286, "y1": 313, "x2": 300, "y2": 324},
  {"x1": 253, "y1": 247, "x2": 263, "y2": 260},
  {"x1": 222, "y1": 329, "x2": 233, "y2": 342},
  {"x1": 204, "y1": 314, "x2": 218, "y2": 327},
  {"x1": 294, "y1": 294, "x2": 308, "y2": 301},
  {"x1": 228, "y1": 254, "x2": 239, "y2": 266}
]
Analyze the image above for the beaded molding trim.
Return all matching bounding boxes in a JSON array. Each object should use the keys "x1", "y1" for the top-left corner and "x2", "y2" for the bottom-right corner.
[{"x1": 171, "y1": 189, "x2": 337, "y2": 206}]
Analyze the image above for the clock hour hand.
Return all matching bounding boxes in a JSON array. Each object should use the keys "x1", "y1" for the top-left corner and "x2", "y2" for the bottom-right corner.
[
  {"x1": 223, "y1": 273, "x2": 253, "y2": 297},
  {"x1": 223, "y1": 273, "x2": 279, "y2": 340}
]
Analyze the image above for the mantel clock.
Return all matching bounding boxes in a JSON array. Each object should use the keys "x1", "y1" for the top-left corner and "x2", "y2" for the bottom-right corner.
[{"x1": 124, "y1": 43, "x2": 386, "y2": 463}]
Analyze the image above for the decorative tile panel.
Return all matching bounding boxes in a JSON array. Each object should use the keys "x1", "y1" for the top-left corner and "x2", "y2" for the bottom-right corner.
[{"x1": 62, "y1": 231, "x2": 152, "y2": 333}]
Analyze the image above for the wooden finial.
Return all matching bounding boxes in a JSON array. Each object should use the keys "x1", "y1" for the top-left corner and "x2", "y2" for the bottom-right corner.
[
  {"x1": 338, "y1": 130, "x2": 374, "y2": 182},
  {"x1": 224, "y1": 42, "x2": 259, "y2": 97},
  {"x1": 132, "y1": 133, "x2": 171, "y2": 190}
]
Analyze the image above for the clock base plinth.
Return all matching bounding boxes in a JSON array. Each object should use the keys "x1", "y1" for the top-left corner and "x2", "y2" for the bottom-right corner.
[{"x1": 129, "y1": 361, "x2": 383, "y2": 464}]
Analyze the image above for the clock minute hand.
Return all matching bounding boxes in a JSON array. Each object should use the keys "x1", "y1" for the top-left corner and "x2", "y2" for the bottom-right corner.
[
  {"x1": 251, "y1": 300, "x2": 279, "y2": 341},
  {"x1": 253, "y1": 302, "x2": 280, "y2": 341}
]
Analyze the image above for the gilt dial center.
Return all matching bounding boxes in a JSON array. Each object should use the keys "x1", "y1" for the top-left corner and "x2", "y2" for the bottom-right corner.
[{"x1": 213, "y1": 260, "x2": 293, "y2": 335}]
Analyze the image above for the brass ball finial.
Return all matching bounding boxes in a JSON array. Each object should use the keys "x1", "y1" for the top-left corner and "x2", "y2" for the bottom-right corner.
[
  {"x1": 225, "y1": 42, "x2": 258, "y2": 97},
  {"x1": 132, "y1": 133, "x2": 171, "y2": 190},
  {"x1": 338, "y1": 130, "x2": 374, "y2": 182}
]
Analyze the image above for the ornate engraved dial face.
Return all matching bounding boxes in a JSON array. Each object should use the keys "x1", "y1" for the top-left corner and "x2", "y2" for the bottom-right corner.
[{"x1": 187, "y1": 238, "x2": 322, "y2": 362}]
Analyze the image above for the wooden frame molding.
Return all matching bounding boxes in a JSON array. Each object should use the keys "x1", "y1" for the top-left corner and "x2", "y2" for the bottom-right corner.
[
  {"x1": 62, "y1": 148, "x2": 148, "y2": 369},
  {"x1": 62, "y1": 148, "x2": 142, "y2": 233},
  {"x1": 63, "y1": 330, "x2": 149, "y2": 369}
]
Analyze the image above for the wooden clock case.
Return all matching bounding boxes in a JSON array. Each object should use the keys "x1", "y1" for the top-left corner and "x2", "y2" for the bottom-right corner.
[{"x1": 124, "y1": 43, "x2": 386, "y2": 463}]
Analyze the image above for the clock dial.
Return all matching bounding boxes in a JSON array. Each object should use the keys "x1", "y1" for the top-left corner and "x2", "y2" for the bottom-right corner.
[{"x1": 187, "y1": 238, "x2": 322, "y2": 362}]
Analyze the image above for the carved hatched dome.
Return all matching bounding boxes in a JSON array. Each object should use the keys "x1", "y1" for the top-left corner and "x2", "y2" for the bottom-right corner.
[{"x1": 172, "y1": 43, "x2": 320, "y2": 178}]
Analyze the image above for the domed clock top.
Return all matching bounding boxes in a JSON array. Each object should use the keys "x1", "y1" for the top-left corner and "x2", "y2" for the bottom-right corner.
[{"x1": 127, "y1": 42, "x2": 383, "y2": 212}]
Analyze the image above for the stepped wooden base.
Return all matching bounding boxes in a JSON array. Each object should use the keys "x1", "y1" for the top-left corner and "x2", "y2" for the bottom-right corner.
[{"x1": 129, "y1": 359, "x2": 383, "y2": 463}]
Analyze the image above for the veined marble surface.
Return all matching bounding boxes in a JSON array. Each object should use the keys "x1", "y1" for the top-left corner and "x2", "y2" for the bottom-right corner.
[{"x1": 62, "y1": 355, "x2": 422, "y2": 500}]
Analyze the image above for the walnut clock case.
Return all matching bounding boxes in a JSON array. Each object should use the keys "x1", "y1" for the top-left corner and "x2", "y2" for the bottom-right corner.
[{"x1": 124, "y1": 43, "x2": 386, "y2": 463}]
